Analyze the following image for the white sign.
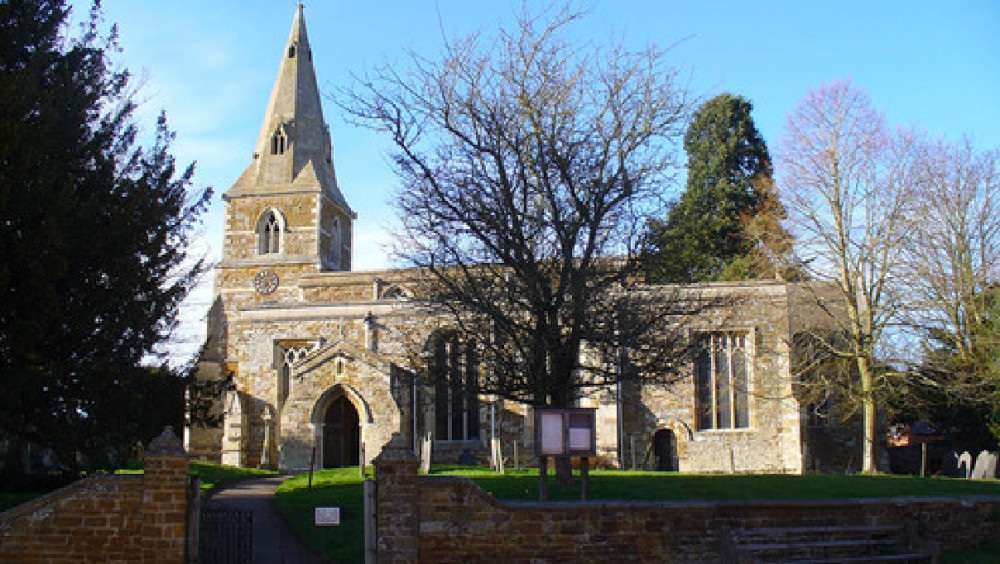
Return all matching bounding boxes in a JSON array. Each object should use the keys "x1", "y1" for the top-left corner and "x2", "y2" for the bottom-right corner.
[
  {"x1": 539, "y1": 412, "x2": 565, "y2": 455},
  {"x1": 315, "y1": 507, "x2": 341, "y2": 526},
  {"x1": 569, "y1": 427, "x2": 591, "y2": 451}
]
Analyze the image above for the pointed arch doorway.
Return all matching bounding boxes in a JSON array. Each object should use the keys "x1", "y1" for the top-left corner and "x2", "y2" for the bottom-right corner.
[{"x1": 323, "y1": 396, "x2": 360, "y2": 468}]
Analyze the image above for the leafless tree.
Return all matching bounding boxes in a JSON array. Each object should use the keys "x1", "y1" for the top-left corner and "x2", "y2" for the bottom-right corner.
[
  {"x1": 902, "y1": 138, "x2": 1000, "y2": 400},
  {"x1": 342, "y1": 5, "x2": 701, "y2": 426},
  {"x1": 780, "y1": 80, "x2": 923, "y2": 472}
]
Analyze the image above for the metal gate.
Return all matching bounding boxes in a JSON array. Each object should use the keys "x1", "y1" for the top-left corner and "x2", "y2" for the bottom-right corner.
[{"x1": 199, "y1": 503, "x2": 253, "y2": 564}]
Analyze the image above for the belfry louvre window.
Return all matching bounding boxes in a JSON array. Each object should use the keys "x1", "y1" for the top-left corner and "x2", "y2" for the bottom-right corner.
[
  {"x1": 432, "y1": 333, "x2": 480, "y2": 441},
  {"x1": 695, "y1": 331, "x2": 750, "y2": 430},
  {"x1": 271, "y1": 126, "x2": 288, "y2": 155},
  {"x1": 258, "y1": 210, "x2": 281, "y2": 254}
]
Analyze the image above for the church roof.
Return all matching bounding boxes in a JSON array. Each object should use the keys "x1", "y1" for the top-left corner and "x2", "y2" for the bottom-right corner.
[{"x1": 226, "y1": 4, "x2": 352, "y2": 216}]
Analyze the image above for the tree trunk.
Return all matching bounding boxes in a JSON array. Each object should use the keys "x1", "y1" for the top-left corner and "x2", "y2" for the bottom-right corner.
[{"x1": 859, "y1": 356, "x2": 878, "y2": 473}]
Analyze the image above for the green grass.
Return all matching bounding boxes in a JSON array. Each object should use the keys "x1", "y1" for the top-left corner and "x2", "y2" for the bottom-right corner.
[
  {"x1": 188, "y1": 461, "x2": 276, "y2": 495},
  {"x1": 274, "y1": 467, "x2": 371, "y2": 564},
  {"x1": 941, "y1": 542, "x2": 1000, "y2": 563},
  {"x1": 115, "y1": 461, "x2": 276, "y2": 495},
  {"x1": 432, "y1": 467, "x2": 1000, "y2": 501}
]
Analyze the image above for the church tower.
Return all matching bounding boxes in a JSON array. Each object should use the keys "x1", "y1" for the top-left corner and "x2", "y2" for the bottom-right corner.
[
  {"x1": 186, "y1": 5, "x2": 356, "y2": 463},
  {"x1": 221, "y1": 3, "x2": 354, "y2": 295}
]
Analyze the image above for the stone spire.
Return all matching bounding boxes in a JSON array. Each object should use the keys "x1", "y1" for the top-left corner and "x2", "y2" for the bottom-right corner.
[{"x1": 227, "y1": 4, "x2": 351, "y2": 215}]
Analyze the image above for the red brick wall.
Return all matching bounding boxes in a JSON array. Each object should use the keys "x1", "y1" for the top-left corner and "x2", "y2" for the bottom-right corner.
[
  {"x1": 0, "y1": 476, "x2": 145, "y2": 563},
  {"x1": 411, "y1": 478, "x2": 1000, "y2": 563},
  {"x1": 373, "y1": 435, "x2": 1000, "y2": 563},
  {"x1": 0, "y1": 432, "x2": 189, "y2": 564}
]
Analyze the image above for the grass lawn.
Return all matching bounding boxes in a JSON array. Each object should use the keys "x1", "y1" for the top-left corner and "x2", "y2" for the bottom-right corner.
[
  {"x1": 273, "y1": 466, "x2": 1000, "y2": 564},
  {"x1": 941, "y1": 542, "x2": 1000, "y2": 563},
  {"x1": 432, "y1": 467, "x2": 1000, "y2": 501},
  {"x1": 274, "y1": 467, "x2": 371, "y2": 564},
  {"x1": 117, "y1": 461, "x2": 277, "y2": 495},
  {"x1": 188, "y1": 461, "x2": 276, "y2": 495}
]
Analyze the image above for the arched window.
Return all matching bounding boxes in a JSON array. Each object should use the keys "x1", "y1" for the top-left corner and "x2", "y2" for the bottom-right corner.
[
  {"x1": 431, "y1": 332, "x2": 479, "y2": 441},
  {"x1": 695, "y1": 331, "x2": 750, "y2": 430},
  {"x1": 275, "y1": 341, "x2": 319, "y2": 410},
  {"x1": 257, "y1": 209, "x2": 283, "y2": 255}
]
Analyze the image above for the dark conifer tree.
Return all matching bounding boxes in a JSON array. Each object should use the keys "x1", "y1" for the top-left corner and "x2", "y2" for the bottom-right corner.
[
  {"x1": 648, "y1": 93, "x2": 787, "y2": 282},
  {"x1": 0, "y1": 0, "x2": 210, "y2": 479}
]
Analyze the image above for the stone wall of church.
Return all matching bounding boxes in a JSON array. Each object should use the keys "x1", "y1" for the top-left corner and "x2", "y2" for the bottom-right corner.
[
  {"x1": 192, "y1": 270, "x2": 834, "y2": 475},
  {"x1": 205, "y1": 269, "x2": 460, "y2": 469},
  {"x1": 640, "y1": 282, "x2": 802, "y2": 474}
]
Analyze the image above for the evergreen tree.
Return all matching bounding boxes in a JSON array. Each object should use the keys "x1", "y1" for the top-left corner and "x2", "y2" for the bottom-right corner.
[
  {"x1": 0, "y1": 0, "x2": 210, "y2": 479},
  {"x1": 648, "y1": 93, "x2": 787, "y2": 282}
]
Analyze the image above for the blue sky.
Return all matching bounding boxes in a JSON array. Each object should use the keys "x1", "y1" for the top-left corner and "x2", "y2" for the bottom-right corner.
[{"x1": 72, "y1": 0, "x2": 999, "y2": 363}]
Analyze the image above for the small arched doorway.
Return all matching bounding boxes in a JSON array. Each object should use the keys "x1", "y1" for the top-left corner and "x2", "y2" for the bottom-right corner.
[
  {"x1": 653, "y1": 429, "x2": 676, "y2": 471},
  {"x1": 323, "y1": 396, "x2": 360, "y2": 468}
]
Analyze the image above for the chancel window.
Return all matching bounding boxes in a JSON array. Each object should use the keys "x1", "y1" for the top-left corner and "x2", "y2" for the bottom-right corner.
[
  {"x1": 257, "y1": 210, "x2": 282, "y2": 255},
  {"x1": 695, "y1": 331, "x2": 750, "y2": 430},
  {"x1": 431, "y1": 332, "x2": 480, "y2": 441}
]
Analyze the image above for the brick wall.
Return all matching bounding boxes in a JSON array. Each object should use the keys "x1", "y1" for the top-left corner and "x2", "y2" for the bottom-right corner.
[
  {"x1": 0, "y1": 428, "x2": 190, "y2": 564},
  {"x1": 374, "y1": 433, "x2": 1000, "y2": 563}
]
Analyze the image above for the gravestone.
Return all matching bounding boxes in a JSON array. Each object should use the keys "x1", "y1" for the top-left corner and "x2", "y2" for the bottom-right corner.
[
  {"x1": 958, "y1": 451, "x2": 973, "y2": 478},
  {"x1": 420, "y1": 430, "x2": 433, "y2": 474},
  {"x1": 940, "y1": 451, "x2": 961, "y2": 478},
  {"x1": 458, "y1": 449, "x2": 477, "y2": 466},
  {"x1": 971, "y1": 450, "x2": 997, "y2": 480}
]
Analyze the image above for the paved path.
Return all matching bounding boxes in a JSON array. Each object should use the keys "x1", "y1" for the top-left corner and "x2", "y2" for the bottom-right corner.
[{"x1": 208, "y1": 476, "x2": 330, "y2": 564}]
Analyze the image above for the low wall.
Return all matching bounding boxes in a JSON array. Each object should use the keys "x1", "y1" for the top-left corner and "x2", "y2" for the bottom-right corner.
[
  {"x1": 0, "y1": 428, "x2": 189, "y2": 564},
  {"x1": 373, "y1": 434, "x2": 1000, "y2": 564}
]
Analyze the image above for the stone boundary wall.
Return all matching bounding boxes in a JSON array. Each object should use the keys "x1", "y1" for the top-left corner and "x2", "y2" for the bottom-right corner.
[
  {"x1": 374, "y1": 434, "x2": 1000, "y2": 564},
  {"x1": 0, "y1": 428, "x2": 189, "y2": 564}
]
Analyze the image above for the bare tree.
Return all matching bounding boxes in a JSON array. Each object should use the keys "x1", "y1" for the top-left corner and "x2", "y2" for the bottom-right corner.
[
  {"x1": 780, "y1": 80, "x2": 922, "y2": 472},
  {"x1": 903, "y1": 139, "x2": 1000, "y2": 402},
  {"x1": 342, "y1": 6, "x2": 698, "y2": 434}
]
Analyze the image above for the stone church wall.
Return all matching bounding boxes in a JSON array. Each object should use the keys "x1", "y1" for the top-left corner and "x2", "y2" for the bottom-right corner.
[{"x1": 192, "y1": 273, "x2": 838, "y2": 474}]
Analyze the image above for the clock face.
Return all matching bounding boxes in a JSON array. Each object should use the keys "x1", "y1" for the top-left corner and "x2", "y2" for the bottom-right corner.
[{"x1": 254, "y1": 269, "x2": 279, "y2": 295}]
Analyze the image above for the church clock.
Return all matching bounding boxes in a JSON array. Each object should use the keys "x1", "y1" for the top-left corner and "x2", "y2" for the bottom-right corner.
[{"x1": 254, "y1": 269, "x2": 279, "y2": 295}]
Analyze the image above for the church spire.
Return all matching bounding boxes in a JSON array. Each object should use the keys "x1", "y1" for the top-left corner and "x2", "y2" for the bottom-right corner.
[{"x1": 227, "y1": 4, "x2": 352, "y2": 216}]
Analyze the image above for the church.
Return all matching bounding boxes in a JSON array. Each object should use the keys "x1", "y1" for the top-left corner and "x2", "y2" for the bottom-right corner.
[{"x1": 186, "y1": 5, "x2": 846, "y2": 475}]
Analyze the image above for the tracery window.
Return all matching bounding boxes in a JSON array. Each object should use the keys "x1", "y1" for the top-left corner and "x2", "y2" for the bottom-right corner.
[
  {"x1": 257, "y1": 209, "x2": 282, "y2": 255},
  {"x1": 695, "y1": 331, "x2": 750, "y2": 430},
  {"x1": 431, "y1": 332, "x2": 480, "y2": 441},
  {"x1": 276, "y1": 343, "x2": 317, "y2": 408}
]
